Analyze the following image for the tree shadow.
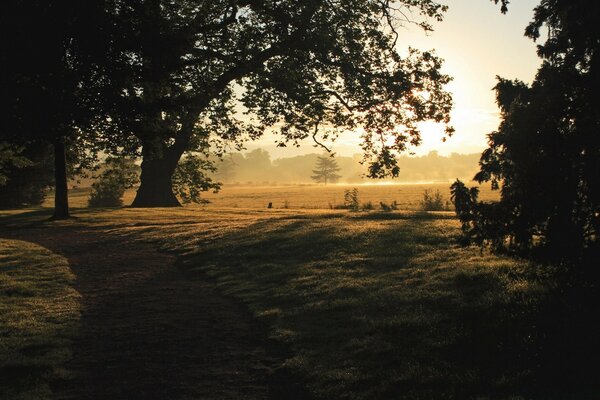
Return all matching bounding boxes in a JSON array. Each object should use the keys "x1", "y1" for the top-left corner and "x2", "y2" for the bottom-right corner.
[{"x1": 181, "y1": 214, "x2": 598, "y2": 399}]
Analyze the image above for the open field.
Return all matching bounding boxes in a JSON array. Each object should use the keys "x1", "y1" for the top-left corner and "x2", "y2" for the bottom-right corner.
[
  {"x1": 1, "y1": 205, "x2": 596, "y2": 399},
  {"x1": 57, "y1": 182, "x2": 500, "y2": 210}
]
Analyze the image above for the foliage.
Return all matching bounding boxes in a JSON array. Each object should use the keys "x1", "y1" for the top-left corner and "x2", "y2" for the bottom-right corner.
[
  {"x1": 362, "y1": 201, "x2": 375, "y2": 210},
  {"x1": 0, "y1": 239, "x2": 80, "y2": 400},
  {"x1": 464, "y1": 0, "x2": 600, "y2": 265},
  {"x1": 1, "y1": 1, "x2": 113, "y2": 217},
  {"x1": 344, "y1": 188, "x2": 360, "y2": 211},
  {"x1": 450, "y1": 179, "x2": 482, "y2": 245},
  {"x1": 311, "y1": 155, "x2": 342, "y2": 184},
  {"x1": 88, "y1": 158, "x2": 139, "y2": 207},
  {"x1": 0, "y1": 143, "x2": 32, "y2": 186},
  {"x1": 379, "y1": 200, "x2": 399, "y2": 211},
  {"x1": 99, "y1": 0, "x2": 453, "y2": 206},
  {"x1": 172, "y1": 154, "x2": 221, "y2": 204},
  {"x1": 0, "y1": 144, "x2": 53, "y2": 209},
  {"x1": 419, "y1": 189, "x2": 447, "y2": 211},
  {"x1": 490, "y1": 0, "x2": 510, "y2": 14}
]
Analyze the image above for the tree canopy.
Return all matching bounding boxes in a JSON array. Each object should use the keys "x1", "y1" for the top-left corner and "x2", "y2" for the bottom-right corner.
[
  {"x1": 1, "y1": 0, "x2": 111, "y2": 218},
  {"x1": 454, "y1": 0, "x2": 600, "y2": 266},
  {"x1": 98, "y1": 0, "x2": 453, "y2": 206}
]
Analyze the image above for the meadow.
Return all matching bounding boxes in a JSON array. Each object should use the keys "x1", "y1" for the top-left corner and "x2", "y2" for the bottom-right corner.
[
  {"x1": 2, "y1": 184, "x2": 595, "y2": 399},
  {"x1": 61, "y1": 182, "x2": 500, "y2": 210}
]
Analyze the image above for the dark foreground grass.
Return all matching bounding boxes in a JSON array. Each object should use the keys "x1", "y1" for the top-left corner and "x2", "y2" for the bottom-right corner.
[
  {"x1": 167, "y1": 213, "x2": 597, "y2": 400},
  {"x1": 0, "y1": 239, "x2": 81, "y2": 400},
  {"x1": 1, "y1": 207, "x2": 597, "y2": 399}
]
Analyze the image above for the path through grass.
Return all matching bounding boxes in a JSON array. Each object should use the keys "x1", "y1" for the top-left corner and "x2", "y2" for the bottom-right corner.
[{"x1": 1, "y1": 207, "x2": 597, "y2": 399}]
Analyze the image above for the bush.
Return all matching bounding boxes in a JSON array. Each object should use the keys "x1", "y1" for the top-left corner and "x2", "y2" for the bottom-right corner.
[
  {"x1": 379, "y1": 201, "x2": 398, "y2": 211},
  {"x1": 419, "y1": 189, "x2": 447, "y2": 211},
  {"x1": 344, "y1": 188, "x2": 360, "y2": 211},
  {"x1": 0, "y1": 143, "x2": 53, "y2": 208},
  {"x1": 362, "y1": 201, "x2": 375, "y2": 210},
  {"x1": 88, "y1": 158, "x2": 139, "y2": 207}
]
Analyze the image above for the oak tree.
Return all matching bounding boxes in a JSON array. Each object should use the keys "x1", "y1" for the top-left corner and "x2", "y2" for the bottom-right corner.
[{"x1": 103, "y1": 0, "x2": 454, "y2": 207}]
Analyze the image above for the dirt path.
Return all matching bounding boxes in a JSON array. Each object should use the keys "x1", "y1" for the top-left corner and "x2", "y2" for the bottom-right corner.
[{"x1": 3, "y1": 224, "x2": 291, "y2": 400}]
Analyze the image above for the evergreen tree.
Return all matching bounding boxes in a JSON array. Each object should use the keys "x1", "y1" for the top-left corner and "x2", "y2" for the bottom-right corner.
[
  {"x1": 311, "y1": 156, "x2": 342, "y2": 184},
  {"x1": 456, "y1": 0, "x2": 600, "y2": 265}
]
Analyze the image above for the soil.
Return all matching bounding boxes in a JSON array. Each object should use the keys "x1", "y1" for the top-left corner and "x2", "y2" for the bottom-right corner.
[{"x1": 2, "y1": 222, "x2": 304, "y2": 400}]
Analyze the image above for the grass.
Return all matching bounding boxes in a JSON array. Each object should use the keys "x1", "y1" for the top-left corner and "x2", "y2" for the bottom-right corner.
[
  {"x1": 158, "y1": 212, "x2": 589, "y2": 400},
  {"x1": 56, "y1": 182, "x2": 499, "y2": 210},
  {"x1": 0, "y1": 239, "x2": 81, "y2": 400},
  {"x1": 1, "y1": 200, "x2": 596, "y2": 399}
]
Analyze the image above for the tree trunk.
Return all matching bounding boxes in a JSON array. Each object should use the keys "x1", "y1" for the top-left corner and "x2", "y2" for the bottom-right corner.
[
  {"x1": 131, "y1": 151, "x2": 182, "y2": 207},
  {"x1": 51, "y1": 137, "x2": 70, "y2": 219}
]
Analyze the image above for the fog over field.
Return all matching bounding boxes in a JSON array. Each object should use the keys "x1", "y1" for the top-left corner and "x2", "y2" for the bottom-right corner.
[{"x1": 210, "y1": 149, "x2": 481, "y2": 185}]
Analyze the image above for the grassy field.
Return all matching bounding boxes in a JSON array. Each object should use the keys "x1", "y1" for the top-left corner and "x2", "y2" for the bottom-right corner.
[
  {"x1": 0, "y1": 239, "x2": 81, "y2": 400},
  {"x1": 1, "y1": 203, "x2": 595, "y2": 399},
  {"x1": 58, "y1": 182, "x2": 500, "y2": 210}
]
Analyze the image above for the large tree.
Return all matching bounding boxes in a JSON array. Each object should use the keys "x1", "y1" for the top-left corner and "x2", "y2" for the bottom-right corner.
[
  {"x1": 1, "y1": 1, "x2": 110, "y2": 218},
  {"x1": 102, "y1": 0, "x2": 454, "y2": 207},
  {"x1": 456, "y1": 0, "x2": 600, "y2": 265}
]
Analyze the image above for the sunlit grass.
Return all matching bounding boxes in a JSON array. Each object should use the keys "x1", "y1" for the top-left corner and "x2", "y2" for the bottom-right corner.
[
  {"x1": 0, "y1": 239, "x2": 81, "y2": 400},
  {"x1": 43, "y1": 182, "x2": 499, "y2": 211}
]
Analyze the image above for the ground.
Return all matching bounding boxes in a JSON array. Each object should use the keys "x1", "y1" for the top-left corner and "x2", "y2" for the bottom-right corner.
[
  {"x1": 1, "y1": 185, "x2": 597, "y2": 399},
  {"x1": 1, "y1": 214, "x2": 298, "y2": 400}
]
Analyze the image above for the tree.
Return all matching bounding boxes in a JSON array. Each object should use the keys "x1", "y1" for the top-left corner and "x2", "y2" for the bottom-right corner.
[
  {"x1": 311, "y1": 156, "x2": 342, "y2": 184},
  {"x1": 1, "y1": 1, "x2": 110, "y2": 218},
  {"x1": 0, "y1": 143, "x2": 54, "y2": 209},
  {"x1": 101, "y1": 0, "x2": 453, "y2": 207},
  {"x1": 0, "y1": 143, "x2": 33, "y2": 187},
  {"x1": 213, "y1": 156, "x2": 238, "y2": 183},
  {"x1": 88, "y1": 157, "x2": 140, "y2": 207},
  {"x1": 457, "y1": 0, "x2": 600, "y2": 265}
]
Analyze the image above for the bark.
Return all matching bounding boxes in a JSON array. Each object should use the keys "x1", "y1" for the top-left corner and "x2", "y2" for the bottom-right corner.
[
  {"x1": 51, "y1": 137, "x2": 70, "y2": 219},
  {"x1": 131, "y1": 147, "x2": 182, "y2": 207}
]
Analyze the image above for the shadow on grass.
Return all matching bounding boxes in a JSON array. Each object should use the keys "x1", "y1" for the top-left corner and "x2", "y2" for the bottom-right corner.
[{"x1": 181, "y1": 214, "x2": 598, "y2": 400}]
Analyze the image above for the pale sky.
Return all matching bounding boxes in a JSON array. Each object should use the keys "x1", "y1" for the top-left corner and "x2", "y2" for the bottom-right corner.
[{"x1": 247, "y1": 0, "x2": 542, "y2": 159}]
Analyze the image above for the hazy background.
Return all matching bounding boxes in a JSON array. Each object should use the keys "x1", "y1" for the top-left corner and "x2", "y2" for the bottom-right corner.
[{"x1": 211, "y1": 149, "x2": 480, "y2": 185}]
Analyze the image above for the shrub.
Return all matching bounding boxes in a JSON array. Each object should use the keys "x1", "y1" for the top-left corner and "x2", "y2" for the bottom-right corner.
[
  {"x1": 362, "y1": 201, "x2": 375, "y2": 210},
  {"x1": 380, "y1": 200, "x2": 399, "y2": 211},
  {"x1": 88, "y1": 158, "x2": 139, "y2": 207},
  {"x1": 419, "y1": 189, "x2": 447, "y2": 211},
  {"x1": 344, "y1": 188, "x2": 360, "y2": 211},
  {"x1": 0, "y1": 143, "x2": 53, "y2": 208}
]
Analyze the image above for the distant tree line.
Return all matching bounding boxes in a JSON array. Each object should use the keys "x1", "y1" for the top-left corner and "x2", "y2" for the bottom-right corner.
[{"x1": 211, "y1": 149, "x2": 481, "y2": 185}]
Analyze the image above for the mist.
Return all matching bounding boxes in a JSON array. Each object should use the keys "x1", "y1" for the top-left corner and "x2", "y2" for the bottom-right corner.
[{"x1": 212, "y1": 149, "x2": 481, "y2": 185}]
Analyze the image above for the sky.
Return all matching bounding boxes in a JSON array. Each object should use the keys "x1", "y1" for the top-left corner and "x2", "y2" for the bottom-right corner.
[{"x1": 246, "y1": 0, "x2": 543, "y2": 159}]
